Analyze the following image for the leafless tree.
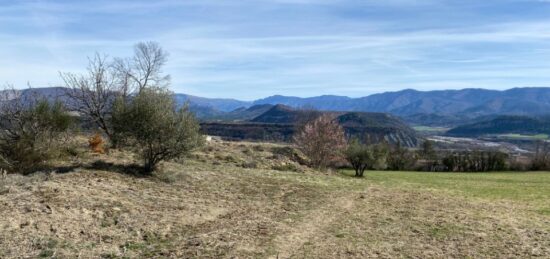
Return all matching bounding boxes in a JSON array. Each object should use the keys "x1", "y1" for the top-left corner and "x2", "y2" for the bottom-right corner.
[
  {"x1": 60, "y1": 53, "x2": 118, "y2": 139},
  {"x1": 61, "y1": 42, "x2": 170, "y2": 141},
  {"x1": 531, "y1": 141, "x2": 550, "y2": 170},
  {"x1": 113, "y1": 41, "x2": 170, "y2": 94}
]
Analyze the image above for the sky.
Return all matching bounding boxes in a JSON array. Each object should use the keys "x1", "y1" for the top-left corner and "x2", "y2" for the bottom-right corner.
[{"x1": 1, "y1": 0, "x2": 550, "y2": 100}]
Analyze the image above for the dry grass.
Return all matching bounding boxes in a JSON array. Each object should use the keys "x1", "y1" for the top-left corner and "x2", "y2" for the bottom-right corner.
[{"x1": 0, "y1": 138, "x2": 549, "y2": 258}]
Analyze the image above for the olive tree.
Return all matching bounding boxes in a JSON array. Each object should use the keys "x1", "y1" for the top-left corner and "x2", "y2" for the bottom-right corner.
[
  {"x1": 345, "y1": 138, "x2": 372, "y2": 177},
  {"x1": 345, "y1": 139, "x2": 389, "y2": 177},
  {"x1": 112, "y1": 87, "x2": 203, "y2": 173}
]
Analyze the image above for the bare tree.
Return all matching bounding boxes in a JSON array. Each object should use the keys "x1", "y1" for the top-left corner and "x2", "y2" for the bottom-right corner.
[
  {"x1": 113, "y1": 41, "x2": 170, "y2": 94},
  {"x1": 293, "y1": 113, "x2": 347, "y2": 169},
  {"x1": 531, "y1": 141, "x2": 550, "y2": 170},
  {"x1": 60, "y1": 53, "x2": 118, "y2": 139},
  {"x1": 61, "y1": 42, "x2": 170, "y2": 141}
]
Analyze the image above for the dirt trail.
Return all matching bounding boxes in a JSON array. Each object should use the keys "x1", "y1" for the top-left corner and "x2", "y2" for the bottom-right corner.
[{"x1": 270, "y1": 193, "x2": 356, "y2": 259}]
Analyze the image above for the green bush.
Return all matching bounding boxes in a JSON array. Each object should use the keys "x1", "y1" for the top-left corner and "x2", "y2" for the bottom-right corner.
[
  {"x1": 345, "y1": 139, "x2": 371, "y2": 177},
  {"x1": 344, "y1": 139, "x2": 389, "y2": 177},
  {"x1": 111, "y1": 88, "x2": 203, "y2": 173},
  {"x1": 0, "y1": 95, "x2": 72, "y2": 174}
]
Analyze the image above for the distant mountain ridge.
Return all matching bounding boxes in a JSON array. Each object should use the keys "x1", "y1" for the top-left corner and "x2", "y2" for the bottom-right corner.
[
  {"x1": 9, "y1": 87, "x2": 550, "y2": 121},
  {"x1": 181, "y1": 87, "x2": 550, "y2": 121},
  {"x1": 252, "y1": 88, "x2": 550, "y2": 116}
]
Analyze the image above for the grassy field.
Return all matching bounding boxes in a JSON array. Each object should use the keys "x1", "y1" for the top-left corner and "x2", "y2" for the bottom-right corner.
[
  {"x1": 413, "y1": 126, "x2": 449, "y2": 134},
  {"x1": 0, "y1": 139, "x2": 549, "y2": 258},
  {"x1": 498, "y1": 133, "x2": 549, "y2": 140}
]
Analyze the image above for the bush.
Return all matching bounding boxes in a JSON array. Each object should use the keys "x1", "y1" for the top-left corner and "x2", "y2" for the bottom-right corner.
[
  {"x1": 293, "y1": 114, "x2": 347, "y2": 169},
  {"x1": 111, "y1": 87, "x2": 203, "y2": 173},
  {"x1": 0, "y1": 90, "x2": 72, "y2": 174},
  {"x1": 89, "y1": 133, "x2": 106, "y2": 154},
  {"x1": 531, "y1": 141, "x2": 550, "y2": 170},
  {"x1": 442, "y1": 151, "x2": 508, "y2": 172},
  {"x1": 386, "y1": 142, "x2": 417, "y2": 171},
  {"x1": 240, "y1": 161, "x2": 258, "y2": 169},
  {"x1": 345, "y1": 139, "x2": 389, "y2": 177},
  {"x1": 345, "y1": 139, "x2": 371, "y2": 177},
  {"x1": 272, "y1": 163, "x2": 299, "y2": 172}
]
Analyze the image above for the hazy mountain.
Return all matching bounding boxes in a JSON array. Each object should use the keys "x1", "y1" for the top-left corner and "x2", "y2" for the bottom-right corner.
[
  {"x1": 251, "y1": 104, "x2": 308, "y2": 124},
  {"x1": 223, "y1": 104, "x2": 275, "y2": 121},
  {"x1": 247, "y1": 88, "x2": 550, "y2": 117},
  {"x1": 254, "y1": 95, "x2": 352, "y2": 111},
  {"x1": 10, "y1": 87, "x2": 550, "y2": 125},
  {"x1": 174, "y1": 94, "x2": 251, "y2": 112},
  {"x1": 446, "y1": 115, "x2": 550, "y2": 137}
]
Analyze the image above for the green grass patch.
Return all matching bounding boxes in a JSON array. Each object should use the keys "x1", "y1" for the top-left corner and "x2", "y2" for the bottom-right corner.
[
  {"x1": 413, "y1": 126, "x2": 449, "y2": 133},
  {"x1": 498, "y1": 133, "x2": 549, "y2": 140},
  {"x1": 339, "y1": 170, "x2": 550, "y2": 212}
]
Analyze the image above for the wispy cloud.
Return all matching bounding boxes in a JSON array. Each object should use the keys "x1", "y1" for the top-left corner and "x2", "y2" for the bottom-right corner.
[{"x1": 1, "y1": 0, "x2": 550, "y2": 99}]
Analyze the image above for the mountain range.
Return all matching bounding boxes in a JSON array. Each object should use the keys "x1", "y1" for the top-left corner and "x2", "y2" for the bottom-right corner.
[
  {"x1": 177, "y1": 87, "x2": 550, "y2": 122},
  {"x1": 7, "y1": 87, "x2": 550, "y2": 126},
  {"x1": 9, "y1": 86, "x2": 550, "y2": 140}
]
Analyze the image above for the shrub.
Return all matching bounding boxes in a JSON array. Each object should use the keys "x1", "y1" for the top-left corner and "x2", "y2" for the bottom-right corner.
[
  {"x1": 531, "y1": 141, "x2": 550, "y2": 170},
  {"x1": 111, "y1": 87, "x2": 203, "y2": 173},
  {"x1": 418, "y1": 140, "x2": 436, "y2": 160},
  {"x1": 293, "y1": 114, "x2": 347, "y2": 169},
  {"x1": 442, "y1": 151, "x2": 508, "y2": 172},
  {"x1": 345, "y1": 139, "x2": 389, "y2": 176},
  {"x1": 89, "y1": 133, "x2": 106, "y2": 154},
  {"x1": 386, "y1": 142, "x2": 417, "y2": 171},
  {"x1": 62, "y1": 42, "x2": 170, "y2": 144},
  {"x1": 345, "y1": 139, "x2": 370, "y2": 177},
  {"x1": 0, "y1": 90, "x2": 72, "y2": 174},
  {"x1": 272, "y1": 163, "x2": 299, "y2": 172},
  {"x1": 240, "y1": 161, "x2": 258, "y2": 169}
]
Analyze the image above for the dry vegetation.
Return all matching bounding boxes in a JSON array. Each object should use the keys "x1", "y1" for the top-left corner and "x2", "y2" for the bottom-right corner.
[{"x1": 0, "y1": 138, "x2": 549, "y2": 258}]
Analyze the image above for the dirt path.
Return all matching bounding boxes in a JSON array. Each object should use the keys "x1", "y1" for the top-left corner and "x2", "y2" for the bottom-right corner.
[{"x1": 270, "y1": 193, "x2": 357, "y2": 259}]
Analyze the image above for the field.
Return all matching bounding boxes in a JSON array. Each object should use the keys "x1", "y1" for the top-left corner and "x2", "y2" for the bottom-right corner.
[
  {"x1": 413, "y1": 126, "x2": 449, "y2": 134},
  {"x1": 497, "y1": 133, "x2": 549, "y2": 140},
  {"x1": 1, "y1": 139, "x2": 549, "y2": 258}
]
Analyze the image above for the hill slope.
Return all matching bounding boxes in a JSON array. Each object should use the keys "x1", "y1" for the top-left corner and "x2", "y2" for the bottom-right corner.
[
  {"x1": 202, "y1": 105, "x2": 419, "y2": 146},
  {"x1": 447, "y1": 115, "x2": 550, "y2": 137},
  {"x1": 1, "y1": 139, "x2": 549, "y2": 258}
]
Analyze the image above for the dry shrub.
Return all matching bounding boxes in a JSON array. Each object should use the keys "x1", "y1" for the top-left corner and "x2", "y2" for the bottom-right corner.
[{"x1": 88, "y1": 133, "x2": 105, "y2": 154}]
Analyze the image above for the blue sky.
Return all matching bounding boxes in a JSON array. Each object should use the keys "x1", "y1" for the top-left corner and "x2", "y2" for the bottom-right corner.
[{"x1": 1, "y1": 0, "x2": 550, "y2": 100}]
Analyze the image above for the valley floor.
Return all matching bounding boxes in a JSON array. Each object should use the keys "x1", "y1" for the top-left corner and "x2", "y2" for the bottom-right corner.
[{"x1": 0, "y1": 140, "x2": 549, "y2": 258}]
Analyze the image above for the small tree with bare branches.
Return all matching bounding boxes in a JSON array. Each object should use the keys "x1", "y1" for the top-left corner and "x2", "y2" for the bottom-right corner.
[
  {"x1": 293, "y1": 114, "x2": 347, "y2": 169},
  {"x1": 61, "y1": 41, "x2": 170, "y2": 144},
  {"x1": 112, "y1": 41, "x2": 170, "y2": 94},
  {"x1": 61, "y1": 53, "x2": 118, "y2": 139}
]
